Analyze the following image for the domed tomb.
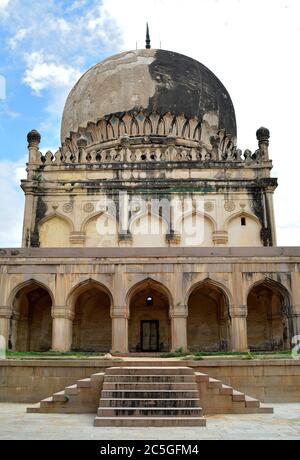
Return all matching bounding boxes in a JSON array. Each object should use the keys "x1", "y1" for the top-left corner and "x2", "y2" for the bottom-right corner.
[{"x1": 61, "y1": 49, "x2": 237, "y2": 143}]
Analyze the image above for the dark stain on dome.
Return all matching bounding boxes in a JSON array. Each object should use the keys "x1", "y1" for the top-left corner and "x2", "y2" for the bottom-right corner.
[{"x1": 148, "y1": 50, "x2": 237, "y2": 137}]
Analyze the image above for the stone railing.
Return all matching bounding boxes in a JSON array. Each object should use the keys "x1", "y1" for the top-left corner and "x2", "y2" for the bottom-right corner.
[{"x1": 27, "y1": 114, "x2": 270, "y2": 167}]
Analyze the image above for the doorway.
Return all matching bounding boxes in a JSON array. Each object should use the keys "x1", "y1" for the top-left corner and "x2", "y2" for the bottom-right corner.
[{"x1": 141, "y1": 320, "x2": 159, "y2": 352}]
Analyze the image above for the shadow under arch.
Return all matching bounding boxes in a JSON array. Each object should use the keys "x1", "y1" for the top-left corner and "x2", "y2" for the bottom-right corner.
[
  {"x1": 126, "y1": 278, "x2": 173, "y2": 353},
  {"x1": 9, "y1": 279, "x2": 54, "y2": 352},
  {"x1": 8, "y1": 278, "x2": 55, "y2": 310},
  {"x1": 247, "y1": 277, "x2": 294, "y2": 351},
  {"x1": 66, "y1": 279, "x2": 113, "y2": 353},
  {"x1": 186, "y1": 278, "x2": 232, "y2": 352}
]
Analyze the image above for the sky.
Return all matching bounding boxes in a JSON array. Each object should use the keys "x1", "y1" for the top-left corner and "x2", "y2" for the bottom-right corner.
[{"x1": 0, "y1": 0, "x2": 299, "y2": 247}]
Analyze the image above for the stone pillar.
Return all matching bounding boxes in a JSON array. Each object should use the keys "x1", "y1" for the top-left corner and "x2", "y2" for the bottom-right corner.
[
  {"x1": 0, "y1": 308, "x2": 11, "y2": 348},
  {"x1": 291, "y1": 272, "x2": 300, "y2": 339},
  {"x1": 231, "y1": 307, "x2": 248, "y2": 352},
  {"x1": 171, "y1": 307, "x2": 188, "y2": 352},
  {"x1": 291, "y1": 312, "x2": 300, "y2": 337},
  {"x1": 52, "y1": 308, "x2": 74, "y2": 352},
  {"x1": 111, "y1": 307, "x2": 128, "y2": 353}
]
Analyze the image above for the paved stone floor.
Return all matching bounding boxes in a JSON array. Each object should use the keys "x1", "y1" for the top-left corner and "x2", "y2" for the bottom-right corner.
[{"x1": 0, "y1": 404, "x2": 300, "y2": 440}]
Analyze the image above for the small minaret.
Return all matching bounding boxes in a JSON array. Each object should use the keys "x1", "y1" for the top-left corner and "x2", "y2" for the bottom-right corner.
[
  {"x1": 256, "y1": 127, "x2": 270, "y2": 160},
  {"x1": 27, "y1": 129, "x2": 41, "y2": 165},
  {"x1": 146, "y1": 23, "x2": 151, "y2": 49}
]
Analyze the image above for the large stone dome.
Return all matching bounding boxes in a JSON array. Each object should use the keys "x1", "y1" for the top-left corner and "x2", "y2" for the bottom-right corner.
[{"x1": 61, "y1": 49, "x2": 237, "y2": 143}]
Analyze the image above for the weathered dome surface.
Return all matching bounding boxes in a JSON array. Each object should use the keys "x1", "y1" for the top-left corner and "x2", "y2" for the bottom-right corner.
[{"x1": 61, "y1": 49, "x2": 237, "y2": 143}]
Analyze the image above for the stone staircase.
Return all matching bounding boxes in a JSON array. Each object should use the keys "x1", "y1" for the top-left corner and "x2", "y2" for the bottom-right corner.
[
  {"x1": 94, "y1": 367, "x2": 206, "y2": 427},
  {"x1": 27, "y1": 372, "x2": 105, "y2": 414},
  {"x1": 195, "y1": 372, "x2": 273, "y2": 415},
  {"x1": 27, "y1": 365, "x2": 273, "y2": 426}
]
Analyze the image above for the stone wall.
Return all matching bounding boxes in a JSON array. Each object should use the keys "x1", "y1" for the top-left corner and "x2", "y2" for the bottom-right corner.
[{"x1": 0, "y1": 359, "x2": 299, "y2": 404}]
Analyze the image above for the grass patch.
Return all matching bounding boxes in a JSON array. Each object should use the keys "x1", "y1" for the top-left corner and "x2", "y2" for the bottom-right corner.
[
  {"x1": 159, "y1": 350, "x2": 297, "y2": 360},
  {"x1": 5, "y1": 351, "x2": 108, "y2": 360}
]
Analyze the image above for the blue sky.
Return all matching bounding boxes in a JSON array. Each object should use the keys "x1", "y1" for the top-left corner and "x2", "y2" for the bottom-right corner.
[{"x1": 0, "y1": 0, "x2": 300, "y2": 246}]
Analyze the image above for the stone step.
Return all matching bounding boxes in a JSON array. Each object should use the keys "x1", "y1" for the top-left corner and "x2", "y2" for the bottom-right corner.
[
  {"x1": 97, "y1": 407, "x2": 203, "y2": 417},
  {"x1": 27, "y1": 403, "x2": 41, "y2": 414},
  {"x1": 101, "y1": 390, "x2": 199, "y2": 399},
  {"x1": 195, "y1": 373, "x2": 210, "y2": 383},
  {"x1": 232, "y1": 390, "x2": 246, "y2": 402},
  {"x1": 65, "y1": 385, "x2": 79, "y2": 396},
  {"x1": 106, "y1": 367, "x2": 194, "y2": 376},
  {"x1": 103, "y1": 382, "x2": 198, "y2": 391},
  {"x1": 40, "y1": 397, "x2": 66, "y2": 409},
  {"x1": 219, "y1": 385, "x2": 234, "y2": 396},
  {"x1": 245, "y1": 396, "x2": 260, "y2": 408},
  {"x1": 99, "y1": 398, "x2": 201, "y2": 408},
  {"x1": 105, "y1": 375, "x2": 196, "y2": 383},
  {"x1": 258, "y1": 404, "x2": 274, "y2": 414},
  {"x1": 77, "y1": 378, "x2": 92, "y2": 388},
  {"x1": 208, "y1": 378, "x2": 223, "y2": 389},
  {"x1": 53, "y1": 391, "x2": 68, "y2": 402},
  {"x1": 94, "y1": 417, "x2": 207, "y2": 427}
]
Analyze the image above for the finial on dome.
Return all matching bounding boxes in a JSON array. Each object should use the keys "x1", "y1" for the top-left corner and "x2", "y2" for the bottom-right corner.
[{"x1": 146, "y1": 23, "x2": 151, "y2": 49}]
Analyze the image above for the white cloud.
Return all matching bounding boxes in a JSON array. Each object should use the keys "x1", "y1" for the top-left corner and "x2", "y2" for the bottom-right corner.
[
  {"x1": 0, "y1": 0, "x2": 10, "y2": 9},
  {"x1": 0, "y1": 157, "x2": 26, "y2": 247},
  {"x1": 23, "y1": 52, "x2": 81, "y2": 95},
  {"x1": 8, "y1": 27, "x2": 29, "y2": 49}
]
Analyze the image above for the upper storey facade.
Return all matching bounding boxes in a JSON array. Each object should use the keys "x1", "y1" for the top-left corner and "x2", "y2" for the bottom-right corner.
[{"x1": 21, "y1": 49, "x2": 277, "y2": 249}]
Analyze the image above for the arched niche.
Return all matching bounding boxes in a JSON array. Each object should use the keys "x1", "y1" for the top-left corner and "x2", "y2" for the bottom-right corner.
[
  {"x1": 10, "y1": 281, "x2": 53, "y2": 352},
  {"x1": 130, "y1": 213, "x2": 168, "y2": 248},
  {"x1": 84, "y1": 213, "x2": 118, "y2": 247},
  {"x1": 39, "y1": 214, "x2": 72, "y2": 248},
  {"x1": 176, "y1": 212, "x2": 215, "y2": 247},
  {"x1": 247, "y1": 280, "x2": 293, "y2": 351},
  {"x1": 68, "y1": 280, "x2": 113, "y2": 352},
  {"x1": 227, "y1": 212, "x2": 262, "y2": 247},
  {"x1": 187, "y1": 279, "x2": 231, "y2": 352},
  {"x1": 127, "y1": 279, "x2": 172, "y2": 353}
]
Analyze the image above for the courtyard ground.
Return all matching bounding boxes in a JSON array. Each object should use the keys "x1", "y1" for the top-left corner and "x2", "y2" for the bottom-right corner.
[{"x1": 0, "y1": 403, "x2": 299, "y2": 440}]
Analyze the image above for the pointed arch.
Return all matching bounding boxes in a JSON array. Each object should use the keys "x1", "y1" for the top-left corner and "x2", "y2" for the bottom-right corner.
[
  {"x1": 38, "y1": 213, "x2": 73, "y2": 248},
  {"x1": 144, "y1": 118, "x2": 152, "y2": 136},
  {"x1": 187, "y1": 277, "x2": 232, "y2": 352},
  {"x1": 247, "y1": 277, "x2": 293, "y2": 351},
  {"x1": 175, "y1": 210, "x2": 216, "y2": 248},
  {"x1": 185, "y1": 277, "x2": 232, "y2": 308},
  {"x1": 38, "y1": 212, "x2": 74, "y2": 232},
  {"x1": 8, "y1": 278, "x2": 55, "y2": 310},
  {"x1": 82, "y1": 211, "x2": 118, "y2": 248},
  {"x1": 129, "y1": 210, "x2": 169, "y2": 248},
  {"x1": 67, "y1": 279, "x2": 113, "y2": 352},
  {"x1": 182, "y1": 120, "x2": 191, "y2": 139},
  {"x1": 9, "y1": 279, "x2": 54, "y2": 352},
  {"x1": 127, "y1": 278, "x2": 173, "y2": 353},
  {"x1": 66, "y1": 278, "x2": 114, "y2": 312},
  {"x1": 225, "y1": 211, "x2": 262, "y2": 247},
  {"x1": 225, "y1": 210, "x2": 261, "y2": 229},
  {"x1": 246, "y1": 277, "x2": 292, "y2": 309},
  {"x1": 130, "y1": 117, "x2": 139, "y2": 136},
  {"x1": 126, "y1": 277, "x2": 174, "y2": 309}
]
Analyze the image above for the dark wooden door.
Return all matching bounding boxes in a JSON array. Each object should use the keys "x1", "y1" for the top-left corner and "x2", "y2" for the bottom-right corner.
[{"x1": 141, "y1": 321, "x2": 159, "y2": 352}]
